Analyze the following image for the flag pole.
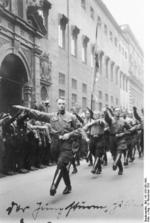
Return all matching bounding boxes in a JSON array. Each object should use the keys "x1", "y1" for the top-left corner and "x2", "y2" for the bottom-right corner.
[{"x1": 90, "y1": 22, "x2": 99, "y2": 111}]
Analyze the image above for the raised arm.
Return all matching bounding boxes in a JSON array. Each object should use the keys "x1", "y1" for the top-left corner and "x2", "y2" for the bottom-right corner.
[{"x1": 13, "y1": 105, "x2": 52, "y2": 123}]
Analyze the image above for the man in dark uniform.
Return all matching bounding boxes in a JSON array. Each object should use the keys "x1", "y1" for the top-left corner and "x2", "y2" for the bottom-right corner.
[
  {"x1": 15, "y1": 98, "x2": 79, "y2": 195},
  {"x1": 84, "y1": 111, "x2": 106, "y2": 174},
  {"x1": 1, "y1": 114, "x2": 18, "y2": 175},
  {"x1": 84, "y1": 109, "x2": 94, "y2": 166},
  {"x1": 104, "y1": 108, "x2": 130, "y2": 175}
]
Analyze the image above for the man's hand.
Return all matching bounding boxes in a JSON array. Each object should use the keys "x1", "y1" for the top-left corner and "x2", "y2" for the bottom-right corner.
[
  {"x1": 60, "y1": 133, "x2": 71, "y2": 140},
  {"x1": 116, "y1": 133, "x2": 124, "y2": 138}
]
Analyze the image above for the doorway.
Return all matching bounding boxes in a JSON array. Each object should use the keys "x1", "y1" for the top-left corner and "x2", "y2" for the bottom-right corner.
[{"x1": 0, "y1": 53, "x2": 28, "y2": 113}]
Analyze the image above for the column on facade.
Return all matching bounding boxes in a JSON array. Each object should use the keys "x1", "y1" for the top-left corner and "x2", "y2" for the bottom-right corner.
[
  {"x1": 23, "y1": 83, "x2": 32, "y2": 107},
  {"x1": 32, "y1": 48, "x2": 42, "y2": 106},
  {"x1": 39, "y1": 53, "x2": 52, "y2": 111}
]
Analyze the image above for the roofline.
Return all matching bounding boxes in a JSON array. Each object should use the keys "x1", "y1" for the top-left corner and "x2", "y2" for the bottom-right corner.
[
  {"x1": 95, "y1": 0, "x2": 128, "y2": 43},
  {"x1": 120, "y1": 24, "x2": 144, "y2": 56}
]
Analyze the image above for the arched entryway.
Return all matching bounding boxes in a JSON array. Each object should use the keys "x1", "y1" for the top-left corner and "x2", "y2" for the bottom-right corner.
[{"x1": 0, "y1": 53, "x2": 28, "y2": 113}]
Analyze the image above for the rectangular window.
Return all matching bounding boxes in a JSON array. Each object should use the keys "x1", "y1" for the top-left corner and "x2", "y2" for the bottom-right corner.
[
  {"x1": 114, "y1": 37, "x2": 118, "y2": 47},
  {"x1": 72, "y1": 78, "x2": 77, "y2": 89},
  {"x1": 82, "y1": 97, "x2": 87, "y2": 110},
  {"x1": 99, "y1": 102, "x2": 102, "y2": 111},
  {"x1": 105, "y1": 93, "x2": 108, "y2": 102},
  {"x1": 104, "y1": 24, "x2": 107, "y2": 35},
  {"x1": 105, "y1": 59, "x2": 109, "y2": 79},
  {"x1": 72, "y1": 93, "x2": 77, "y2": 106},
  {"x1": 111, "y1": 63, "x2": 114, "y2": 82},
  {"x1": 122, "y1": 47, "x2": 124, "y2": 56},
  {"x1": 90, "y1": 7, "x2": 94, "y2": 19},
  {"x1": 97, "y1": 16, "x2": 101, "y2": 26},
  {"x1": 99, "y1": 91, "x2": 102, "y2": 99},
  {"x1": 109, "y1": 31, "x2": 113, "y2": 41},
  {"x1": 82, "y1": 83, "x2": 87, "y2": 93},
  {"x1": 18, "y1": 0, "x2": 23, "y2": 18},
  {"x1": 111, "y1": 96, "x2": 114, "y2": 105},
  {"x1": 91, "y1": 100, "x2": 96, "y2": 110},
  {"x1": 81, "y1": 0, "x2": 86, "y2": 9},
  {"x1": 116, "y1": 98, "x2": 119, "y2": 106},
  {"x1": 59, "y1": 73, "x2": 65, "y2": 85},
  {"x1": 59, "y1": 89, "x2": 65, "y2": 98}
]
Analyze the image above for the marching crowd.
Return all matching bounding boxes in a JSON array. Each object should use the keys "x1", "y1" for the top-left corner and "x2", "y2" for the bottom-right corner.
[{"x1": 0, "y1": 98, "x2": 144, "y2": 196}]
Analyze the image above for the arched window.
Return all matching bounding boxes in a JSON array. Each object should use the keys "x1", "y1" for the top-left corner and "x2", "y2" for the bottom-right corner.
[
  {"x1": 58, "y1": 14, "x2": 68, "y2": 48},
  {"x1": 82, "y1": 35, "x2": 89, "y2": 63},
  {"x1": 105, "y1": 57, "x2": 109, "y2": 79}
]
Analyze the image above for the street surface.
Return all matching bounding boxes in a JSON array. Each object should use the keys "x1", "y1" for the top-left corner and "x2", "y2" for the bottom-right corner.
[{"x1": 0, "y1": 152, "x2": 143, "y2": 223}]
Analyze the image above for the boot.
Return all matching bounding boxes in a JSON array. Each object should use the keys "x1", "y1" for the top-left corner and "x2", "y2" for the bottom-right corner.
[
  {"x1": 103, "y1": 152, "x2": 108, "y2": 166},
  {"x1": 71, "y1": 159, "x2": 77, "y2": 174},
  {"x1": 72, "y1": 167, "x2": 78, "y2": 174},
  {"x1": 117, "y1": 159, "x2": 123, "y2": 175},
  {"x1": 91, "y1": 157, "x2": 99, "y2": 174},
  {"x1": 112, "y1": 164, "x2": 117, "y2": 171},
  {"x1": 50, "y1": 168, "x2": 62, "y2": 196},
  {"x1": 62, "y1": 167, "x2": 72, "y2": 195},
  {"x1": 63, "y1": 186, "x2": 72, "y2": 194},
  {"x1": 113, "y1": 153, "x2": 121, "y2": 171},
  {"x1": 96, "y1": 169, "x2": 101, "y2": 174},
  {"x1": 118, "y1": 170, "x2": 123, "y2": 175}
]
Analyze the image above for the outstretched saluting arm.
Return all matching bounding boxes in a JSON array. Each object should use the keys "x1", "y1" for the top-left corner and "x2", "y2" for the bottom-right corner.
[{"x1": 13, "y1": 105, "x2": 52, "y2": 123}]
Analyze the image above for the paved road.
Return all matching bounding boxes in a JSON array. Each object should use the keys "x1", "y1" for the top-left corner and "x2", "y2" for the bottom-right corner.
[{"x1": 0, "y1": 153, "x2": 143, "y2": 223}]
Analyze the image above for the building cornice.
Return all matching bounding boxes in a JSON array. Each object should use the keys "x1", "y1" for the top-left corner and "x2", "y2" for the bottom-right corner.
[
  {"x1": 0, "y1": 5, "x2": 44, "y2": 38},
  {"x1": 120, "y1": 24, "x2": 143, "y2": 57},
  {"x1": 95, "y1": 0, "x2": 128, "y2": 44}
]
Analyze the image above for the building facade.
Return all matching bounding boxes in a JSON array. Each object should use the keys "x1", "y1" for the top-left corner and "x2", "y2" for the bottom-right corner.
[
  {"x1": 121, "y1": 24, "x2": 144, "y2": 111},
  {"x1": 0, "y1": 0, "x2": 52, "y2": 112},
  {"x1": 0, "y1": 0, "x2": 143, "y2": 113},
  {"x1": 47, "y1": 0, "x2": 130, "y2": 111}
]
